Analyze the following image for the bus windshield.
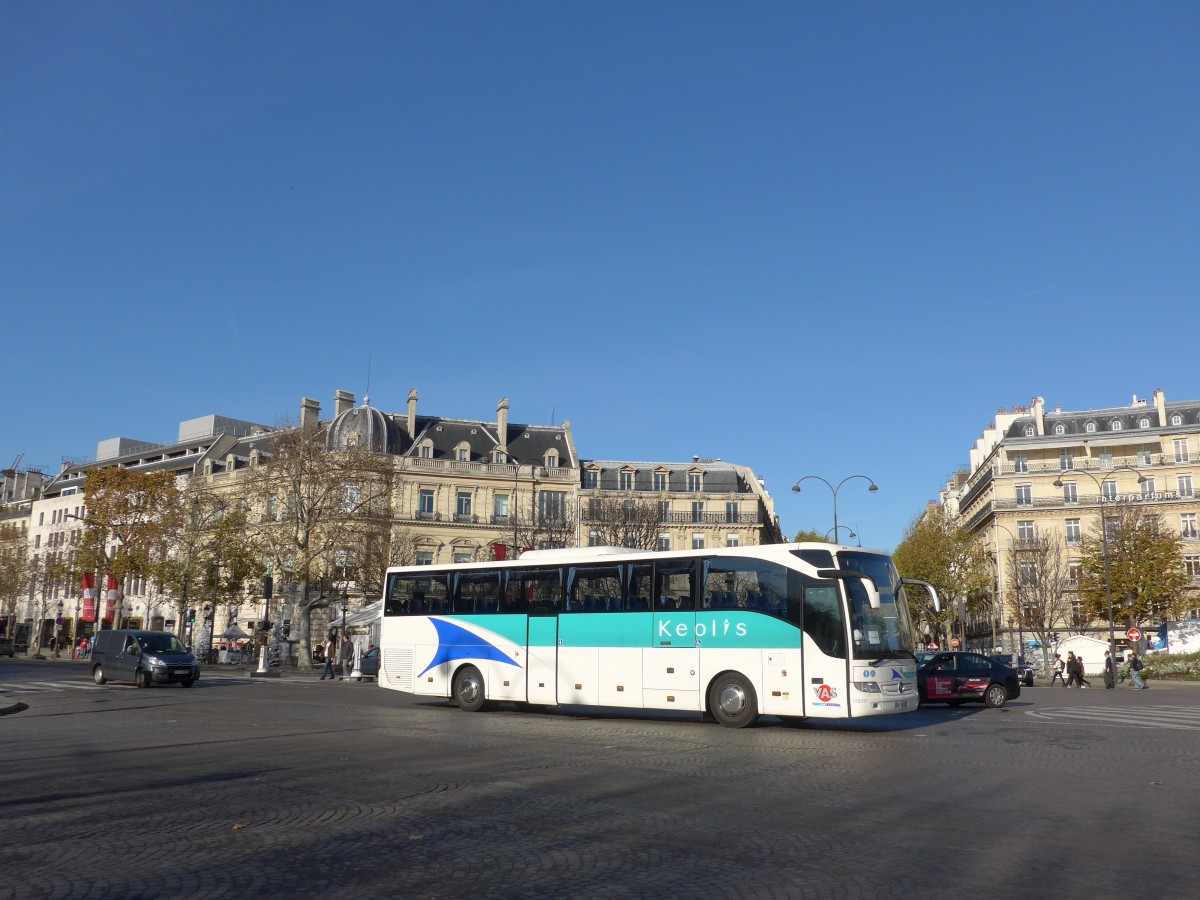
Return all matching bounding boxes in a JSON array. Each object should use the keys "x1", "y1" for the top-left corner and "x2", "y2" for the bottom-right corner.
[{"x1": 837, "y1": 550, "x2": 916, "y2": 661}]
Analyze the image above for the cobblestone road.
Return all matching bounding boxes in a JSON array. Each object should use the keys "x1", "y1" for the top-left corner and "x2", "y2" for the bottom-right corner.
[{"x1": 2, "y1": 662, "x2": 1198, "y2": 899}]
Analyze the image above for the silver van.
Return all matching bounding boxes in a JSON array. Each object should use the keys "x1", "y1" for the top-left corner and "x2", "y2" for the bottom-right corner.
[{"x1": 91, "y1": 630, "x2": 200, "y2": 688}]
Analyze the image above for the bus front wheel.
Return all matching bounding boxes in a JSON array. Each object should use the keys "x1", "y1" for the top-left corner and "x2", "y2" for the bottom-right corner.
[
  {"x1": 708, "y1": 672, "x2": 759, "y2": 728},
  {"x1": 453, "y1": 666, "x2": 487, "y2": 713}
]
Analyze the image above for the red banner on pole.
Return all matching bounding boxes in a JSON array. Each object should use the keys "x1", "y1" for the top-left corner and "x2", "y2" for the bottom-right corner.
[
  {"x1": 81, "y1": 573, "x2": 96, "y2": 623},
  {"x1": 104, "y1": 574, "x2": 120, "y2": 622}
]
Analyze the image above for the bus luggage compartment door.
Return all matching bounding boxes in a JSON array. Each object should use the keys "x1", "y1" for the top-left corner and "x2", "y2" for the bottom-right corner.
[
  {"x1": 526, "y1": 616, "x2": 557, "y2": 705},
  {"x1": 644, "y1": 610, "x2": 700, "y2": 710}
]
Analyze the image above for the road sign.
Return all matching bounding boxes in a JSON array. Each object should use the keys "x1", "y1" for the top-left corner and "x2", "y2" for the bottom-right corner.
[
  {"x1": 925, "y1": 642, "x2": 939, "y2": 651},
  {"x1": 950, "y1": 637, "x2": 960, "y2": 648},
  {"x1": 1126, "y1": 627, "x2": 1142, "y2": 642}
]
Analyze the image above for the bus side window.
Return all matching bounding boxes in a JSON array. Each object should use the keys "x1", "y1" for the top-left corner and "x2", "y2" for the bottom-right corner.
[{"x1": 655, "y1": 561, "x2": 695, "y2": 611}]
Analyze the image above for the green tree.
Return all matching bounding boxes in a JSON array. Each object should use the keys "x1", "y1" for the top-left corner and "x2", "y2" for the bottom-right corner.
[
  {"x1": 0, "y1": 522, "x2": 32, "y2": 639},
  {"x1": 792, "y1": 528, "x2": 828, "y2": 543},
  {"x1": 892, "y1": 507, "x2": 991, "y2": 647},
  {"x1": 1075, "y1": 505, "x2": 1189, "y2": 628}
]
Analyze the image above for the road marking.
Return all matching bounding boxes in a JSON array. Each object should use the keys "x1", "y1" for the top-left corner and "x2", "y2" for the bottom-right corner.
[{"x1": 1028, "y1": 705, "x2": 1200, "y2": 730}]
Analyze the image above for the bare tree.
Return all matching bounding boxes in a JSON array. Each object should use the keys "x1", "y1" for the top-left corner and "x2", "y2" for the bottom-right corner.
[
  {"x1": 510, "y1": 496, "x2": 580, "y2": 555},
  {"x1": 581, "y1": 496, "x2": 664, "y2": 550},
  {"x1": 1006, "y1": 531, "x2": 1072, "y2": 672}
]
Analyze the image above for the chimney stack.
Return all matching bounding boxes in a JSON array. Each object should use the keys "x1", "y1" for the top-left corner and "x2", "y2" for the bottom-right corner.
[
  {"x1": 407, "y1": 389, "x2": 418, "y2": 438},
  {"x1": 497, "y1": 397, "x2": 509, "y2": 453},
  {"x1": 1154, "y1": 388, "x2": 1167, "y2": 427},
  {"x1": 1031, "y1": 397, "x2": 1045, "y2": 436},
  {"x1": 334, "y1": 390, "x2": 355, "y2": 417},
  {"x1": 300, "y1": 397, "x2": 320, "y2": 432}
]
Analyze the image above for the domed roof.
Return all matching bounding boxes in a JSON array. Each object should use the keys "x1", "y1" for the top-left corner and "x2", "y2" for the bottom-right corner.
[{"x1": 326, "y1": 401, "x2": 401, "y2": 455}]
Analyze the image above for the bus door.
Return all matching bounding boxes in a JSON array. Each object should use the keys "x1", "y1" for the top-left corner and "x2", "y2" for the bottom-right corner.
[
  {"x1": 800, "y1": 580, "x2": 852, "y2": 719},
  {"x1": 510, "y1": 567, "x2": 561, "y2": 706},
  {"x1": 644, "y1": 560, "x2": 700, "y2": 710}
]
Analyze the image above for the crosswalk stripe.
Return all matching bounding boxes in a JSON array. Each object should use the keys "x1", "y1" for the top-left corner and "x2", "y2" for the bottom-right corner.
[{"x1": 1028, "y1": 706, "x2": 1200, "y2": 730}]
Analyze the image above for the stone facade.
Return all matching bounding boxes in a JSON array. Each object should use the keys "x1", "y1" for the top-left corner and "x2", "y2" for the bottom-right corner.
[{"x1": 941, "y1": 390, "x2": 1200, "y2": 643}]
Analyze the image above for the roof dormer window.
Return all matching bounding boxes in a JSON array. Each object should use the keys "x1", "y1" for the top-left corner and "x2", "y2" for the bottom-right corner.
[
  {"x1": 1139, "y1": 417, "x2": 1151, "y2": 429},
  {"x1": 1111, "y1": 420, "x2": 1122, "y2": 431},
  {"x1": 1171, "y1": 414, "x2": 1183, "y2": 426},
  {"x1": 1024, "y1": 425, "x2": 1035, "y2": 437},
  {"x1": 1085, "y1": 421, "x2": 1096, "y2": 433},
  {"x1": 1054, "y1": 424, "x2": 1065, "y2": 435}
]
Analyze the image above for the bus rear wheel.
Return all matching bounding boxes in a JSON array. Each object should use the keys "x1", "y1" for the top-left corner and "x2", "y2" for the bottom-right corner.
[
  {"x1": 708, "y1": 672, "x2": 759, "y2": 728},
  {"x1": 453, "y1": 666, "x2": 487, "y2": 713}
]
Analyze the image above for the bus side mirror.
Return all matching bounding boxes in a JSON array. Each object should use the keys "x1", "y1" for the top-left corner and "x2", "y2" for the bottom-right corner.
[
  {"x1": 901, "y1": 578, "x2": 940, "y2": 614},
  {"x1": 817, "y1": 569, "x2": 882, "y2": 610}
]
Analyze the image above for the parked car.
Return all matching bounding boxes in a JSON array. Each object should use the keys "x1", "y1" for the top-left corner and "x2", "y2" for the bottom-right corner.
[
  {"x1": 917, "y1": 651, "x2": 1021, "y2": 709},
  {"x1": 991, "y1": 653, "x2": 1035, "y2": 687},
  {"x1": 358, "y1": 646, "x2": 379, "y2": 678},
  {"x1": 0, "y1": 637, "x2": 15, "y2": 658},
  {"x1": 91, "y1": 629, "x2": 200, "y2": 688}
]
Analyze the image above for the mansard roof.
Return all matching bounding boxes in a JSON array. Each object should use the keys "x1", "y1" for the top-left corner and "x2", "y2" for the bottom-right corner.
[{"x1": 581, "y1": 460, "x2": 751, "y2": 493}]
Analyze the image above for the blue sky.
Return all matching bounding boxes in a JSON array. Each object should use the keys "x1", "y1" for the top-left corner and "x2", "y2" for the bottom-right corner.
[{"x1": 4, "y1": 2, "x2": 1199, "y2": 550}]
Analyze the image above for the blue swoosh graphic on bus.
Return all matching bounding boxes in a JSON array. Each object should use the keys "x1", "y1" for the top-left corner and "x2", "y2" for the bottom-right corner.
[{"x1": 417, "y1": 618, "x2": 521, "y2": 678}]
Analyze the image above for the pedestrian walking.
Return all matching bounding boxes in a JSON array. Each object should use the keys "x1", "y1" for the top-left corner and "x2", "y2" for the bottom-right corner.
[
  {"x1": 321, "y1": 634, "x2": 336, "y2": 680},
  {"x1": 1050, "y1": 653, "x2": 1067, "y2": 686},
  {"x1": 1065, "y1": 651, "x2": 1081, "y2": 688},
  {"x1": 1104, "y1": 650, "x2": 1116, "y2": 689},
  {"x1": 1077, "y1": 656, "x2": 1091, "y2": 688},
  {"x1": 1128, "y1": 649, "x2": 1147, "y2": 690},
  {"x1": 341, "y1": 634, "x2": 354, "y2": 678}
]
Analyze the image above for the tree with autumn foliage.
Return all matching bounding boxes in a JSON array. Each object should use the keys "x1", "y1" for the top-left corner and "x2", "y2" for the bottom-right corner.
[
  {"x1": 1075, "y1": 505, "x2": 1190, "y2": 628},
  {"x1": 0, "y1": 522, "x2": 32, "y2": 639},
  {"x1": 238, "y1": 419, "x2": 395, "y2": 668},
  {"x1": 892, "y1": 506, "x2": 992, "y2": 647}
]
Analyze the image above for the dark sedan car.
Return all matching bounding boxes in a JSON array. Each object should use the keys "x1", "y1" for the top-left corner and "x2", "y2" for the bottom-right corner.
[{"x1": 917, "y1": 651, "x2": 1021, "y2": 709}]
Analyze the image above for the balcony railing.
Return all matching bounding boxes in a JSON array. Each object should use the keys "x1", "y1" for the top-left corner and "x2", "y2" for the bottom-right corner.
[
  {"x1": 999, "y1": 453, "x2": 1191, "y2": 476},
  {"x1": 579, "y1": 511, "x2": 763, "y2": 526},
  {"x1": 995, "y1": 491, "x2": 1190, "y2": 511}
]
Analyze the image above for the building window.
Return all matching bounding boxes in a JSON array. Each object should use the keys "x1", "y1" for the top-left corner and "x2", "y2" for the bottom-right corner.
[
  {"x1": 1101, "y1": 480, "x2": 1118, "y2": 501},
  {"x1": 456, "y1": 492, "x2": 472, "y2": 518},
  {"x1": 1060, "y1": 450, "x2": 1074, "y2": 470},
  {"x1": 1174, "y1": 439, "x2": 1190, "y2": 463},
  {"x1": 415, "y1": 551, "x2": 434, "y2": 566},
  {"x1": 725, "y1": 502, "x2": 739, "y2": 523},
  {"x1": 1013, "y1": 455, "x2": 1028, "y2": 474},
  {"x1": 1065, "y1": 519, "x2": 1081, "y2": 545},
  {"x1": 1099, "y1": 450, "x2": 1114, "y2": 470},
  {"x1": 659, "y1": 500, "x2": 670, "y2": 522},
  {"x1": 687, "y1": 473, "x2": 703, "y2": 492},
  {"x1": 657, "y1": 533, "x2": 671, "y2": 551},
  {"x1": 1054, "y1": 423, "x2": 1065, "y2": 435},
  {"x1": 1015, "y1": 484, "x2": 1032, "y2": 506},
  {"x1": 619, "y1": 471, "x2": 634, "y2": 491},
  {"x1": 1024, "y1": 425, "x2": 1035, "y2": 437},
  {"x1": 1068, "y1": 560, "x2": 1082, "y2": 584},
  {"x1": 1186, "y1": 555, "x2": 1200, "y2": 578},
  {"x1": 419, "y1": 489, "x2": 435, "y2": 516},
  {"x1": 691, "y1": 501, "x2": 705, "y2": 522},
  {"x1": 1182, "y1": 514, "x2": 1198, "y2": 539},
  {"x1": 726, "y1": 534, "x2": 740, "y2": 547},
  {"x1": 1141, "y1": 477, "x2": 1156, "y2": 498},
  {"x1": 494, "y1": 494, "x2": 509, "y2": 522},
  {"x1": 1110, "y1": 420, "x2": 1122, "y2": 431},
  {"x1": 653, "y1": 472, "x2": 668, "y2": 491},
  {"x1": 539, "y1": 491, "x2": 567, "y2": 523},
  {"x1": 1171, "y1": 414, "x2": 1183, "y2": 426},
  {"x1": 1178, "y1": 474, "x2": 1194, "y2": 498},
  {"x1": 583, "y1": 470, "x2": 598, "y2": 489},
  {"x1": 1017, "y1": 520, "x2": 1036, "y2": 541},
  {"x1": 588, "y1": 531, "x2": 600, "y2": 547},
  {"x1": 545, "y1": 450, "x2": 558, "y2": 468},
  {"x1": 453, "y1": 552, "x2": 473, "y2": 564},
  {"x1": 456, "y1": 444, "x2": 470, "y2": 462},
  {"x1": 1139, "y1": 417, "x2": 1151, "y2": 429},
  {"x1": 420, "y1": 442, "x2": 433, "y2": 459},
  {"x1": 692, "y1": 533, "x2": 705, "y2": 549},
  {"x1": 1085, "y1": 421, "x2": 1096, "y2": 433},
  {"x1": 1062, "y1": 481, "x2": 1078, "y2": 504},
  {"x1": 1137, "y1": 448, "x2": 1153, "y2": 466}
]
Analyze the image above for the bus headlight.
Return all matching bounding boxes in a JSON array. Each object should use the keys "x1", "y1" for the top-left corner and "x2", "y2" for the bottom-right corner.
[{"x1": 854, "y1": 682, "x2": 882, "y2": 693}]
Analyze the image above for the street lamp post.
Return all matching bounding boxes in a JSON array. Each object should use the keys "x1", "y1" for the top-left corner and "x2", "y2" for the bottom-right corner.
[
  {"x1": 1053, "y1": 466, "x2": 1147, "y2": 684},
  {"x1": 791, "y1": 475, "x2": 878, "y2": 539},
  {"x1": 823, "y1": 525, "x2": 857, "y2": 543}
]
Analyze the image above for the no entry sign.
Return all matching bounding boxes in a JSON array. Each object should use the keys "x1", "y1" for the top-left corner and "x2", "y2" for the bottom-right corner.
[{"x1": 1126, "y1": 627, "x2": 1142, "y2": 642}]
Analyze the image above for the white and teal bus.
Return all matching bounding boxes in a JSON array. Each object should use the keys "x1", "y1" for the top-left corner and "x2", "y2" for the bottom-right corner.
[{"x1": 376, "y1": 543, "x2": 939, "y2": 727}]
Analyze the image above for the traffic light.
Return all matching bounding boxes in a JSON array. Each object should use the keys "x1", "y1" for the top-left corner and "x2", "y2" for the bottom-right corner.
[
  {"x1": 263, "y1": 576, "x2": 273, "y2": 600},
  {"x1": 187, "y1": 608, "x2": 195, "y2": 624}
]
